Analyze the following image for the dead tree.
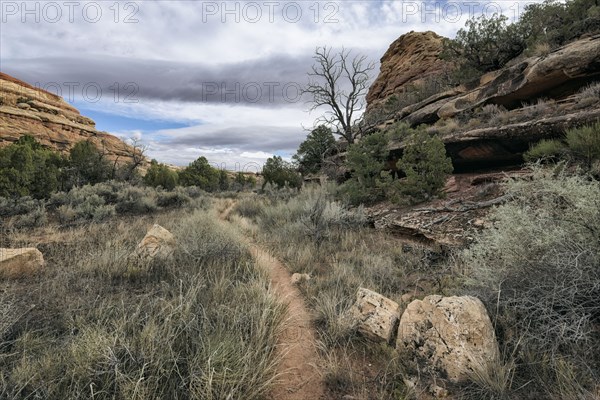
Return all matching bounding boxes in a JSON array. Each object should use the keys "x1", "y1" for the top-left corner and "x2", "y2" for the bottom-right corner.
[{"x1": 304, "y1": 47, "x2": 375, "y2": 144}]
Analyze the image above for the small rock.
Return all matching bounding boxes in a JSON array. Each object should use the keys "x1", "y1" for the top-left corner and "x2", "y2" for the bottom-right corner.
[
  {"x1": 443, "y1": 175, "x2": 459, "y2": 193},
  {"x1": 350, "y1": 287, "x2": 400, "y2": 343},
  {"x1": 16, "y1": 102, "x2": 31, "y2": 110},
  {"x1": 401, "y1": 293, "x2": 414, "y2": 303},
  {"x1": 0, "y1": 248, "x2": 45, "y2": 279},
  {"x1": 472, "y1": 218, "x2": 486, "y2": 228},
  {"x1": 431, "y1": 384, "x2": 449, "y2": 398},
  {"x1": 134, "y1": 224, "x2": 175, "y2": 259},
  {"x1": 291, "y1": 273, "x2": 310, "y2": 284}
]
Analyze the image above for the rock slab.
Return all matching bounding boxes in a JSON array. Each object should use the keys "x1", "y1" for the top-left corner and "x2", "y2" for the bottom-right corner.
[
  {"x1": 351, "y1": 287, "x2": 401, "y2": 343},
  {"x1": 135, "y1": 224, "x2": 176, "y2": 259},
  {"x1": 0, "y1": 248, "x2": 44, "y2": 278}
]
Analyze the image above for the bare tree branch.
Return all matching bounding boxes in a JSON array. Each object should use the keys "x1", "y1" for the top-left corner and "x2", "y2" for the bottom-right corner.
[{"x1": 304, "y1": 47, "x2": 375, "y2": 144}]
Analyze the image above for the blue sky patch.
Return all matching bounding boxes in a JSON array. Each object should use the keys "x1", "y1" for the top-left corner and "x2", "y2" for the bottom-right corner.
[{"x1": 77, "y1": 106, "x2": 191, "y2": 133}]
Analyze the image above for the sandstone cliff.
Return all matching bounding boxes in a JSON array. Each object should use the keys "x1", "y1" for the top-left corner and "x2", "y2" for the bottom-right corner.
[
  {"x1": 367, "y1": 34, "x2": 600, "y2": 170},
  {"x1": 0, "y1": 73, "x2": 143, "y2": 165},
  {"x1": 362, "y1": 33, "x2": 600, "y2": 247},
  {"x1": 366, "y1": 31, "x2": 454, "y2": 112}
]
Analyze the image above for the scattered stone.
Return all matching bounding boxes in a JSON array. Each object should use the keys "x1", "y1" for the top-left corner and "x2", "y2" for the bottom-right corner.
[
  {"x1": 431, "y1": 384, "x2": 450, "y2": 398},
  {"x1": 397, "y1": 295, "x2": 499, "y2": 382},
  {"x1": 16, "y1": 102, "x2": 30, "y2": 110},
  {"x1": 135, "y1": 224, "x2": 175, "y2": 259},
  {"x1": 351, "y1": 288, "x2": 401, "y2": 343},
  {"x1": 472, "y1": 218, "x2": 486, "y2": 228},
  {"x1": 400, "y1": 293, "x2": 414, "y2": 304},
  {"x1": 291, "y1": 273, "x2": 310, "y2": 284},
  {"x1": 0, "y1": 248, "x2": 44, "y2": 279},
  {"x1": 443, "y1": 176, "x2": 459, "y2": 193}
]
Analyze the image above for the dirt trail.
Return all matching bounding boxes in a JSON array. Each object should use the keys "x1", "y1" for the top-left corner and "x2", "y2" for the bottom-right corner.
[{"x1": 219, "y1": 201, "x2": 326, "y2": 400}]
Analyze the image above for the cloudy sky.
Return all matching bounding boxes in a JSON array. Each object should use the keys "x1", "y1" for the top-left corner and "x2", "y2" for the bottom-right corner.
[{"x1": 0, "y1": 0, "x2": 530, "y2": 170}]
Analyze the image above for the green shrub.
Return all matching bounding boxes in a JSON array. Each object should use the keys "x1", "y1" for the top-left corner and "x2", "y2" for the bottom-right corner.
[
  {"x1": 232, "y1": 172, "x2": 257, "y2": 191},
  {"x1": 293, "y1": 125, "x2": 336, "y2": 175},
  {"x1": 565, "y1": 121, "x2": 600, "y2": 168},
  {"x1": 144, "y1": 160, "x2": 178, "y2": 190},
  {"x1": 338, "y1": 132, "x2": 389, "y2": 205},
  {"x1": 12, "y1": 206, "x2": 47, "y2": 228},
  {"x1": 217, "y1": 169, "x2": 230, "y2": 191},
  {"x1": 0, "y1": 196, "x2": 43, "y2": 217},
  {"x1": 385, "y1": 122, "x2": 415, "y2": 142},
  {"x1": 91, "y1": 204, "x2": 116, "y2": 222},
  {"x1": 182, "y1": 185, "x2": 204, "y2": 199},
  {"x1": 261, "y1": 156, "x2": 302, "y2": 190},
  {"x1": 115, "y1": 187, "x2": 158, "y2": 214},
  {"x1": 156, "y1": 190, "x2": 191, "y2": 208},
  {"x1": 0, "y1": 136, "x2": 65, "y2": 199},
  {"x1": 519, "y1": 0, "x2": 600, "y2": 51},
  {"x1": 68, "y1": 140, "x2": 111, "y2": 186},
  {"x1": 179, "y1": 156, "x2": 220, "y2": 191},
  {"x1": 523, "y1": 139, "x2": 567, "y2": 162},
  {"x1": 443, "y1": 14, "x2": 526, "y2": 73},
  {"x1": 395, "y1": 130, "x2": 453, "y2": 203},
  {"x1": 462, "y1": 168, "x2": 600, "y2": 396}
]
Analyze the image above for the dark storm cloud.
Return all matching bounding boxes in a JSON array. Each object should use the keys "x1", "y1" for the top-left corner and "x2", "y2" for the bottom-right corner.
[{"x1": 2, "y1": 54, "x2": 314, "y2": 107}]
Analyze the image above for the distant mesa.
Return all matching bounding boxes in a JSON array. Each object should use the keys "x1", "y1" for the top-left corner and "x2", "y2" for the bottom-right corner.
[{"x1": 0, "y1": 72, "x2": 146, "y2": 167}]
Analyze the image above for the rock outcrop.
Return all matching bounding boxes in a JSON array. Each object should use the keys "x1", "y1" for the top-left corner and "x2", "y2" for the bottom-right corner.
[
  {"x1": 397, "y1": 295, "x2": 499, "y2": 383},
  {"x1": 366, "y1": 34, "x2": 600, "y2": 170},
  {"x1": 0, "y1": 72, "x2": 144, "y2": 166},
  {"x1": 0, "y1": 248, "x2": 45, "y2": 279},
  {"x1": 367, "y1": 170, "x2": 526, "y2": 247},
  {"x1": 135, "y1": 224, "x2": 176, "y2": 260},
  {"x1": 366, "y1": 31, "x2": 453, "y2": 111},
  {"x1": 381, "y1": 34, "x2": 600, "y2": 127},
  {"x1": 350, "y1": 288, "x2": 401, "y2": 343}
]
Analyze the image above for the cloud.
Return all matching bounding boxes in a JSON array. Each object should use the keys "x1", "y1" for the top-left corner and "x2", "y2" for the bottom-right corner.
[{"x1": 0, "y1": 0, "x2": 528, "y2": 166}]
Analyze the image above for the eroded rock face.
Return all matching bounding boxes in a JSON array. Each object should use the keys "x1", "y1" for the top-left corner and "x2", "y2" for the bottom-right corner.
[
  {"x1": 135, "y1": 224, "x2": 176, "y2": 259},
  {"x1": 350, "y1": 288, "x2": 400, "y2": 343},
  {"x1": 0, "y1": 248, "x2": 44, "y2": 279},
  {"x1": 0, "y1": 72, "x2": 145, "y2": 166},
  {"x1": 364, "y1": 35, "x2": 600, "y2": 170},
  {"x1": 366, "y1": 31, "x2": 454, "y2": 111},
  {"x1": 397, "y1": 295, "x2": 499, "y2": 383},
  {"x1": 397, "y1": 35, "x2": 600, "y2": 127}
]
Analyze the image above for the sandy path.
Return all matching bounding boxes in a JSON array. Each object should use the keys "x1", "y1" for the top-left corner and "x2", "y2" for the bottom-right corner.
[{"x1": 219, "y1": 201, "x2": 326, "y2": 400}]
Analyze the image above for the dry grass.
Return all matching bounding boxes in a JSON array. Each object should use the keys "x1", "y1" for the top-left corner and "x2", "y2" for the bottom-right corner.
[
  {"x1": 462, "y1": 167, "x2": 600, "y2": 398},
  {"x1": 0, "y1": 204, "x2": 285, "y2": 399}
]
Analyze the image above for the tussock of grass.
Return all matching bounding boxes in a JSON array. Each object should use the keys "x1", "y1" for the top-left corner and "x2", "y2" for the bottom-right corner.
[{"x1": 0, "y1": 209, "x2": 285, "y2": 399}]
